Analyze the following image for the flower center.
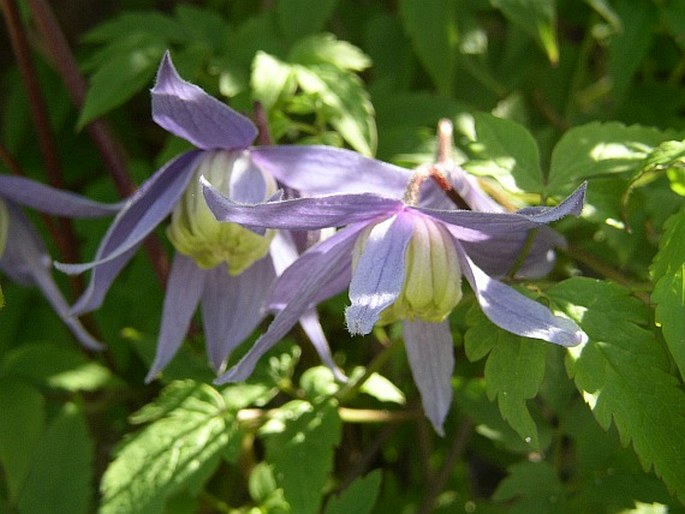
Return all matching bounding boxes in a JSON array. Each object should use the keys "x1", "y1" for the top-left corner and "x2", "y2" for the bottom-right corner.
[
  {"x1": 353, "y1": 212, "x2": 463, "y2": 325},
  {"x1": 167, "y1": 150, "x2": 277, "y2": 275}
]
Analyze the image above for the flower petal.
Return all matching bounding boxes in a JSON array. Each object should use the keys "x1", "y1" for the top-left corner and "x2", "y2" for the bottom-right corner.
[
  {"x1": 56, "y1": 151, "x2": 200, "y2": 276},
  {"x1": 403, "y1": 319, "x2": 454, "y2": 436},
  {"x1": 298, "y1": 309, "x2": 347, "y2": 382},
  {"x1": 454, "y1": 239, "x2": 587, "y2": 346},
  {"x1": 0, "y1": 205, "x2": 103, "y2": 350},
  {"x1": 214, "y1": 228, "x2": 354, "y2": 384},
  {"x1": 251, "y1": 146, "x2": 412, "y2": 196},
  {"x1": 152, "y1": 52, "x2": 257, "y2": 151},
  {"x1": 202, "y1": 256, "x2": 275, "y2": 372},
  {"x1": 145, "y1": 253, "x2": 206, "y2": 382},
  {"x1": 0, "y1": 176, "x2": 122, "y2": 217},
  {"x1": 345, "y1": 212, "x2": 413, "y2": 335},
  {"x1": 203, "y1": 181, "x2": 402, "y2": 230},
  {"x1": 58, "y1": 152, "x2": 201, "y2": 315}
]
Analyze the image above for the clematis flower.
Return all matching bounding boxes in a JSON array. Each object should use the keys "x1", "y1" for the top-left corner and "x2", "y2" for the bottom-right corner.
[
  {"x1": 0, "y1": 175, "x2": 121, "y2": 349},
  {"x1": 55, "y1": 51, "x2": 401, "y2": 380},
  {"x1": 202, "y1": 180, "x2": 588, "y2": 434}
]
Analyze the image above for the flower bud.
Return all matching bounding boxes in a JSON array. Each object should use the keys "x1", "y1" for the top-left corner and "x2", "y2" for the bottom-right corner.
[
  {"x1": 167, "y1": 150, "x2": 277, "y2": 274},
  {"x1": 353, "y1": 212, "x2": 463, "y2": 325}
]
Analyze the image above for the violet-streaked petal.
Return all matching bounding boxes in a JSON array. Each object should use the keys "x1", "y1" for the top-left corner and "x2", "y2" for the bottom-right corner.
[
  {"x1": 268, "y1": 230, "x2": 300, "y2": 276},
  {"x1": 251, "y1": 146, "x2": 412, "y2": 196},
  {"x1": 346, "y1": 213, "x2": 413, "y2": 335},
  {"x1": 203, "y1": 181, "x2": 402, "y2": 230},
  {"x1": 418, "y1": 182, "x2": 586, "y2": 242},
  {"x1": 214, "y1": 229, "x2": 354, "y2": 384},
  {"x1": 152, "y1": 52, "x2": 257, "y2": 151},
  {"x1": 403, "y1": 319, "x2": 454, "y2": 436},
  {"x1": 298, "y1": 309, "x2": 347, "y2": 382},
  {"x1": 145, "y1": 253, "x2": 206, "y2": 382},
  {"x1": 201, "y1": 257, "x2": 275, "y2": 372},
  {"x1": 0, "y1": 205, "x2": 104, "y2": 350},
  {"x1": 267, "y1": 224, "x2": 362, "y2": 311},
  {"x1": 56, "y1": 151, "x2": 200, "y2": 276},
  {"x1": 454, "y1": 240, "x2": 587, "y2": 346},
  {"x1": 0, "y1": 176, "x2": 122, "y2": 217},
  {"x1": 228, "y1": 153, "x2": 270, "y2": 203}
]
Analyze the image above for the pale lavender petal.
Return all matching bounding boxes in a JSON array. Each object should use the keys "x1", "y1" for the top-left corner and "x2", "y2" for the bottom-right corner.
[
  {"x1": 0, "y1": 205, "x2": 103, "y2": 350},
  {"x1": 202, "y1": 256, "x2": 275, "y2": 372},
  {"x1": 267, "y1": 224, "x2": 362, "y2": 311},
  {"x1": 454, "y1": 240, "x2": 587, "y2": 346},
  {"x1": 420, "y1": 182, "x2": 586, "y2": 242},
  {"x1": 214, "y1": 230, "x2": 354, "y2": 384},
  {"x1": 268, "y1": 230, "x2": 300, "y2": 276},
  {"x1": 251, "y1": 146, "x2": 412, "y2": 196},
  {"x1": 298, "y1": 309, "x2": 347, "y2": 382},
  {"x1": 145, "y1": 253, "x2": 206, "y2": 382},
  {"x1": 152, "y1": 52, "x2": 257, "y2": 151},
  {"x1": 0, "y1": 176, "x2": 122, "y2": 217},
  {"x1": 56, "y1": 151, "x2": 200, "y2": 276},
  {"x1": 345, "y1": 213, "x2": 413, "y2": 335},
  {"x1": 403, "y1": 319, "x2": 454, "y2": 436},
  {"x1": 448, "y1": 165, "x2": 505, "y2": 213},
  {"x1": 228, "y1": 153, "x2": 271, "y2": 203},
  {"x1": 203, "y1": 181, "x2": 402, "y2": 230}
]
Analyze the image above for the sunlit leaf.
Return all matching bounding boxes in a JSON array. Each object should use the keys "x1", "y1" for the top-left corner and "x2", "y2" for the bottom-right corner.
[{"x1": 289, "y1": 34, "x2": 371, "y2": 71}]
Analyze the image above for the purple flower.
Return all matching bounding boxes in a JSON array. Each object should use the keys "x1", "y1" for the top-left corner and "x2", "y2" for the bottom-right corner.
[
  {"x1": 56, "y1": 52, "x2": 408, "y2": 381},
  {"x1": 202, "y1": 181, "x2": 588, "y2": 433},
  {"x1": 0, "y1": 176, "x2": 121, "y2": 350}
]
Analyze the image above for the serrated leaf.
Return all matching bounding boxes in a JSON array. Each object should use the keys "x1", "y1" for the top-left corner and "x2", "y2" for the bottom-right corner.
[
  {"x1": 294, "y1": 64, "x2": 376, "y2": 155},
  {"x1": 547, "y1": 122, "x2": 672, "y2": 196},
  {"x1": 276, "y1": 0, "x2": 338, "y2": 41},
  {"x1": 465, "y1": 309, "x2": 548, "y2": 448},
  {"x1": 17, "y1": 403, "x2": 94, "y2": 514},
  {"x1": 262, "y1": 400, "x2": 342, "y2": 514},
  {"x1": 289, "y1": 34, "x2": 371, "y2": 71},
  {"x1": 399, "y1": 0, "x2": 457, "y2": 95},
  {"x1": 100, "y1": 382, "x2": 236, "y2": 514},
  {"x1": 492, "y1": 461, "x2": 565, "y2": 513},
  {"x1": 78, "y1": 39, "x2": 164, "y2": 128},
  {"x1": 651, "y1": 210, "x2": 685, "y2": 380},
  {"x1": 251, "y1": 52, "x2": 295, "y2": 110},
  {"x1": 0, "y1": 379, "x2": 45, "y2": 502},
  {"x1": 491, "y1": 0, "x2": 559, "y2": 64},
  {"x1": 464, "y1": 112, "x2": 544, "y2": 193},
  {"x1": 547, "y1": 277, "x2": 685, "y2": 501},
  {"x1": 324, "y1": 470, "x2": 382, "y2": 514}
]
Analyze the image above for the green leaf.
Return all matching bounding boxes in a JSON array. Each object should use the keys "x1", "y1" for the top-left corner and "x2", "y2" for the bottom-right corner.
[
  {"x1": 289, "y1": 34, "x2": 371, "y2": 72},
  {"x1": 464, "y1": 112, "x2": 544, "y2": 193},
  {"x1": 300, "y1": 366, "x2": 340, "y2": 399},
  {"x1": 294, "y1": 64, "x2": 376, "y2": 155},
  {"x1": 100, "y1": 381, "x2": 237, "y2": 514},
  {"x1": 276, "y1": 0, "x2": 339, "y2": 42},
  {"x1": 17, "y1": 403, "x2": 94, "y2": 514},
  {"x1": 82, "y1": 11, "x2": 181, "y2": 44},
  {"x1": 251, "y1": 51, "x2": 295, "y2": 110},
  {"x1": 77, "y1": 38, "x2": 164, "y2": 128},
  {"x1": 324, "y1": 470, "x2": 382, "y2": 514},
  {"x1": 492, "y1": 461, "x2": 565, "y2": 513},
  {"x1": 547, "y1": 121, "x2": 672, "y2": 196},
  {"x1": 491, "y1": 0, "x2": 559, "y2": 64},
  {"x1": 641, "y1": 140, "x2": 685, "y2": 196},
  {"x1": 547, "y1": 277, "x2": 685, "y2": 501},
  {"x1": 399, "y1": 0, "x2": 457, "y2": 95},
  {"x1": 465, "y1": 309, "x2": 548, "y2": 449},
  {"x1": 651, "y1": 210, "x2": 685, "y2": 381},
  {"x1": 607, "y1": 0, "x2": 657, "y2": 100},
  {"x1": 262, "y1": 400, "x2": 342, "y2": 514},
  {"x1": 356, "y1": 369, "x2": 406, "y2": 405},
  {"x1": 0, "y1": 342, "x2": 113, "y2": 392},
  {"x1": 0, "y1": 379, "x2": 45, "y2": 503}
]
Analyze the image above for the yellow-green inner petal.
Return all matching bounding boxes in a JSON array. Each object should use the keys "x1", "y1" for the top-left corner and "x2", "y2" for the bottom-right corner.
[{"x1": 167, "y1": 150, "x2": 276, "y2": 275}]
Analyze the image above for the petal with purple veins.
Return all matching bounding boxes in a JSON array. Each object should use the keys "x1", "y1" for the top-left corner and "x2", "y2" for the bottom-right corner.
[
  {"x1": 152, "y1": 52, "x2": 257, "y2": 151},
  {"x1": 403, "y1": 319, "x2": 454, "y2": 435}
]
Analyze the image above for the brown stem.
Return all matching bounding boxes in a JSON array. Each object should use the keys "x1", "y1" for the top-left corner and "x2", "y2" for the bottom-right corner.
[
  {"x1": 253, "y1": 101, "x2": 273, "y2": 146},
  {"x1": 25, "y1": 0, "x2": 169, "y2": 286},
  {"x1": 1, "y1": 0, "x2": 83, "y2": 294}
]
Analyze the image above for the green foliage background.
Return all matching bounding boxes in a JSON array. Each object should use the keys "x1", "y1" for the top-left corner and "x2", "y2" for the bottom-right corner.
[{"x1": 1, "y1": 0, "x2": 685, "y2": 512}]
